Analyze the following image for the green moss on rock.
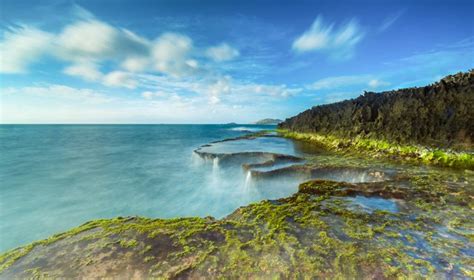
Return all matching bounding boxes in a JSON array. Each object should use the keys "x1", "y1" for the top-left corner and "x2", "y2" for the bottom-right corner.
[
  {"x1": 279, "y1": 129, "x2": 474, "y2": 169},
  {"x1": 1, "y1": 167, "x2": 472, "y2": 279}
]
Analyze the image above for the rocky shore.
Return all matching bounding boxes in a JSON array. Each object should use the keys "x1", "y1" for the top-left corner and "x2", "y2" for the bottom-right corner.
[{"x1": 1, "y1": 132, "x2": 473, "y2": 279}]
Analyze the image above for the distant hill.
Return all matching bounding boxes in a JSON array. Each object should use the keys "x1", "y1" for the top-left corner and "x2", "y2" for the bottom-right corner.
[
  {"x1": 255, "y1": 118, "x2": 283, "y2": 125},
  {"x1": 279, "y1": 70, "x2": 474, "y2": 149}
]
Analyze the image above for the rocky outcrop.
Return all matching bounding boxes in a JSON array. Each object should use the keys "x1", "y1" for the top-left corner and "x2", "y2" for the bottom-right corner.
[
  {"x1": 2, "y1": 134, "x2": 472, "y2": 279},
  {"x1": 1, "y1": 168, "x2": 473, "y2": 279},
  {"x1": 249, "y1": 165, "x2": 391, "y2": 183},
  {"x1": 279, "y1": 70, "x2": 474, "y2": 150}
]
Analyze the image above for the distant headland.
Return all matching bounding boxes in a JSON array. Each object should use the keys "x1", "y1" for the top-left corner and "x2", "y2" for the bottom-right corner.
[{"x1": 255, "y1": 118, "x2": 283, "y2": 125}]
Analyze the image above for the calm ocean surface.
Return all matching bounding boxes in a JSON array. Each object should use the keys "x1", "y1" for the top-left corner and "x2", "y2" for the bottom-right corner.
[{"x1": 0, "y1": 124, "x2": 298, "y2": 252}]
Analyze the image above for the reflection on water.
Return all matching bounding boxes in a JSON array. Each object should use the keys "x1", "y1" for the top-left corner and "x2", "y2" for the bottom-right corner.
[{"x1": 345, "y1": 196, "x2": 399, "y2": 213}]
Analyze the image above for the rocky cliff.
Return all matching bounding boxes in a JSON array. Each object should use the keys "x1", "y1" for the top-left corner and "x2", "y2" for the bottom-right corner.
[{"x1": 279, "y1": 70, "x2": 474, "y2": 150}]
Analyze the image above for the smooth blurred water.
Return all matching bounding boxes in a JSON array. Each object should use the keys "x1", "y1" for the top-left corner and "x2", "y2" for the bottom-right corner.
[
  {"x1": 200, "y1": 136, "x2": 301, "y2": 155},
  {"x1": 0, "y1": 124, "x2": 296, "y2": 252}
]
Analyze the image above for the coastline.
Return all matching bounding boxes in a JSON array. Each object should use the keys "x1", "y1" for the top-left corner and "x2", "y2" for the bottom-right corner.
[
  {"x1": 1, "y1": 133, "x2": 473, "y2": 279},
  {"x1": 278, "y1": 129, "x2": 474, "y2": 170}
]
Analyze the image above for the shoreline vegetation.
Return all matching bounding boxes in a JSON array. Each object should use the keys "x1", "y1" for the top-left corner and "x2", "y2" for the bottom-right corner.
[{"x1": 278, "y1": 129, "x2": 474, "y2": 170}]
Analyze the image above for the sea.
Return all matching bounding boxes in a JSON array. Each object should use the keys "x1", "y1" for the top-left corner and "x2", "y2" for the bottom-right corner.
[{"x1": 0, "y1": 124, "x2": 301, "y2": 252}]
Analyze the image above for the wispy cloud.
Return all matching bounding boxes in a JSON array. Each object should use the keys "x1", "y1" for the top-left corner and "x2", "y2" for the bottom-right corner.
[
  {"x1": 382, "y1": 37, "x2": 474, "y2": 88},
  {"x1": 307, "y1": 38, "x2": 473, "y2": 97},
  {"x1": 1, "y1": 84, "x2": 113, "y2": 104},
  {"x1": 135, "y1": 73, "x2": 302, "y2": 106},
  {"x1": 292, "y1": 16, "x2": 365, "y2": 60},
  {"x1": 378, "y1": 11, "x2": 404, "y2": 32},
  {"x1": 308, "y1": 74, "x2": 390, "y2": 91},
  {"x1": 0, "y1": 82, "x2": 297, "y2": 124}
]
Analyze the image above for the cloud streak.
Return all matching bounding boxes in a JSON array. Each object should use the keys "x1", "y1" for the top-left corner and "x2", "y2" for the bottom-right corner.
[
  {"x1": 309, "y1": 75, "x2": 390, "y2": 91},
  {"x1": 292, "y1": 16, "x2": 364, "y2": 60},
  {"x1": 378, "y1": 11, "x2": 404, "y2": 32}
]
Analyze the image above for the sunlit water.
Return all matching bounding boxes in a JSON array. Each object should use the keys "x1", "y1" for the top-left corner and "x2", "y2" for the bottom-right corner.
[{"x1": 1, "y1": 124, "x2": 288, "y2": 252}]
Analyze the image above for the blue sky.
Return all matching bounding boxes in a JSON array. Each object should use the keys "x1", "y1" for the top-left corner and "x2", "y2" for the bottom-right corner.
[{"x1": 1, "y1": 0, "x2": 473, "y2": 123}]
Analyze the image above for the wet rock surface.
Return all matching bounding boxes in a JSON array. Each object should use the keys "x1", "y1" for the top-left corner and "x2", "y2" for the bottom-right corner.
[{"x1": 1, "y1": 134, "x2": 473, "y2": 279}]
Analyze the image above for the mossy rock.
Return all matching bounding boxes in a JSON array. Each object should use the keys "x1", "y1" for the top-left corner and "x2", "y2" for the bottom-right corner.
[{"x1": 1, "y1": 175, "x2": 473, "y2": 279}]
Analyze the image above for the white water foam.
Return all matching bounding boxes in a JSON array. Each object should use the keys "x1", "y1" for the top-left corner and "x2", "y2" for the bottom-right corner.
[
  {"x1": 212, "y1": 157, "x2": 220, "y2": 173},
  {"x1": 229, "y1": 127, "x2": 263, "y2": 132},
  {"x1": 244, "y1": 171, "x2": 253, "y2": 193}
]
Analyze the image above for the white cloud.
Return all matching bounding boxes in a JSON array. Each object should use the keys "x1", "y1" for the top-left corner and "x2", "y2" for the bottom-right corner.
[
  {"x1": 136, "y1": 73, "x2": 302, "y2": 107},
  {"x1": 185, "y1": 59, "x2": 199, "y2": 69},
  {"x1": 141, "y1": 90, "x2": 175, "y2": 100},
  {"x1": 1, "y1": 81, "x2": 297, "y2": 124},
  {"x1": 207, "y1": 77, "x2": 231, "y2": 104},
  {"x1": 249, "y1": 84, "x2": 300, "y2": 98},
  {"x1": 151, "y1": 33, "x2": 196, "y2": 77},
  {"x1": 1, "y1": 8, "x2": 306, "y2": 124},
  {"x1": 103, "y1": 71, "x2": 137, "y2": 89},
  {"x1": 206, "y1": 43, "x2": 240, "y2": 62},
  {"x1": 0, "y1": 26, "x2": 53, "y2": 73},
  {"x1": 309, "y1": 75, "x2": 389, "y2": 90},
  {"x1": 333, "y1": 20, "x2": 364, "y2": 49},
  {"x1": 63, "y1": 62, "x2": 103, "y2": 81},
  {"x1": 0, "y1": 14, "x2": 246, "y2": 93},
  {"x1": 57, "y1": 20, "x2": 149, "y2": 61},
  {"x1": 121, "y1": 56, "x2": 150, "y2": 72},
  {"x1": 292, "y1": 16, "x2": 364, "y2": 59},
  {"x1": 142, "y1": 91, "x2": 154, "y2": 100},
  {"x1": 368, "y1": 79, "x2": 390, "y2": 88},
  {"x1": 292, "y1": 17, "x2": 332, "y2": 52}
]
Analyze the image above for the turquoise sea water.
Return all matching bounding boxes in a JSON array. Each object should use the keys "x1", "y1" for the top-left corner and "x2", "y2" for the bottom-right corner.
[{"x1": 0, "y1": 124, "x2": 300, "y2": 252}]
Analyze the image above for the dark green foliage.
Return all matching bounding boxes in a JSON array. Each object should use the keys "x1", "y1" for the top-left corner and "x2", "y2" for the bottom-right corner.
[{"x1": 279, "y1": 70, "x2": 474, "y2": 150}]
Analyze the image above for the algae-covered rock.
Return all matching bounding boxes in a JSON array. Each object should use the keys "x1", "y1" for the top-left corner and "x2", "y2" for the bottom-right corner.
[{"x1": 1, "y1": 171, "x2": 473, "y2": 279}]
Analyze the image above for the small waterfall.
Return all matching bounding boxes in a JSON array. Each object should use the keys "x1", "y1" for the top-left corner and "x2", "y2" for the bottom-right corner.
[
  {"x1": 244, "y1": 171, "x2": 252, "y2": 192},
  {"x1": 212, "y1": 157, "x2": 219, "y2": 173},
  {"x1": 191, "y1": 152, "x2": 202, "y2": 167},
  {"x1": 208, "y1": 157, "x2": 221, "y2": 190}
]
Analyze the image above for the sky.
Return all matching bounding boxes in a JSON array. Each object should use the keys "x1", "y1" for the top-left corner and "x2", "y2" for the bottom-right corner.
[{"x1": 0, "y1": 0, "x2": 473, "y2": 124}]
